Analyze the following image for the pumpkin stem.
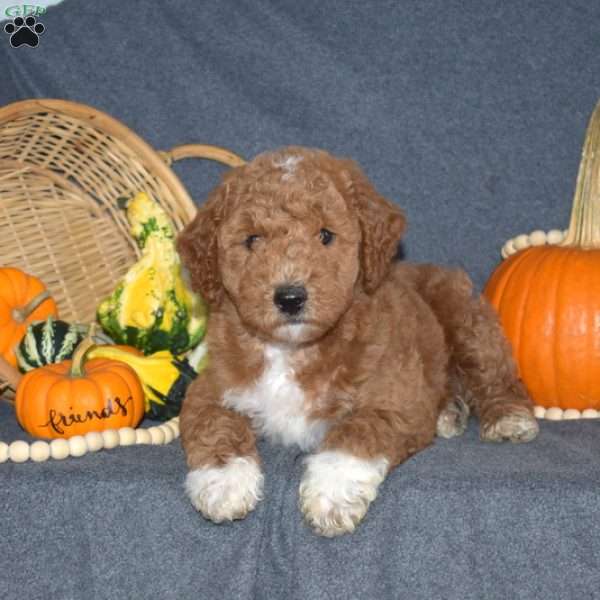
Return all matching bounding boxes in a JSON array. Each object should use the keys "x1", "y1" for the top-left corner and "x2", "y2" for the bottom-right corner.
[
  {"x1": 11, "y1": 290, "x2": 51, "y2": 323},
  {"x1": 0, "y1": 355, "x2": 22, "y2": 390},
  {"x1": 561, "y1": 100, "x2": 600, "y2": 248},
  {"x1": 69, "y1": 323, "x2": 99, "y2": 377}
]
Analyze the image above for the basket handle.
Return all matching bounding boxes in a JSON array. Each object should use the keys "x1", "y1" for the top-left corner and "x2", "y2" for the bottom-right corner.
[{"x1": 159, "y1": 144, "x2": 246, "y2": 168}]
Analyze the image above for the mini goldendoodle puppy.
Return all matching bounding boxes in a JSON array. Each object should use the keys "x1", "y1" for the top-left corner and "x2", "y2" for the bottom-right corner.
[{"x1": 177, "y1": 146, "x2": 538, "y2": 537}]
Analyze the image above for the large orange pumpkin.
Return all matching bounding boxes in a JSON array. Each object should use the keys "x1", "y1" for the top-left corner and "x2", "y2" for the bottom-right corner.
[
  {"x1": 15, "y1": 332, "x2": 145, "y2": 439},
  {"x1": 484, "y1": 100, "x2": 600, "y2": 411},
  {"x1": 0, "y1": 267, "x2": 58, "y2": 367}
]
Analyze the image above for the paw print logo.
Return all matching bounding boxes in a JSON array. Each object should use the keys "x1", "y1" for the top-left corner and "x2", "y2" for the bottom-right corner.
[{"x1": 4, "y1": 16, "x2": 45, "y2": 48}]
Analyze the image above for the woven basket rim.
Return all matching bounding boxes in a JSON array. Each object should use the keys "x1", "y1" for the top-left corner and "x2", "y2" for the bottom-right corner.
[{"x1": 0, "y1": 97, "x2": 198, "y2": 221}]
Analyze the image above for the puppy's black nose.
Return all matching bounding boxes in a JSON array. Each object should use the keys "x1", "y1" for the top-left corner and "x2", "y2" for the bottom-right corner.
[{"x1": 274, "y1": 285, "x2": 307, "y2": 316}]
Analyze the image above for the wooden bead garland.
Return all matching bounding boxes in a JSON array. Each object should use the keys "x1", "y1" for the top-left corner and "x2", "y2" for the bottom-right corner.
[
  {"x1": 0, "y1": 416, "x2": 180, "y2": 464},
  {"x1": 498, "y1": 228, "x2": 598, "y2": 420},
  {"x1": 533, "y1": 406, "x2": 599, "y2": 421},
  {"x1": 500, "y1": 229, "x2": 568, "y2": 259}
]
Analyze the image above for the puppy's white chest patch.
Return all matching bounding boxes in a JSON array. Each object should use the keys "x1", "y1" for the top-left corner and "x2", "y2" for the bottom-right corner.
[{"x1": 223, "y1": 344, "x2": 328, "y2": 451}]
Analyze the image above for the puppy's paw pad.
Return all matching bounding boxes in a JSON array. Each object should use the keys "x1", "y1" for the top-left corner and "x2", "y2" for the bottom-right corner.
[
  {"x1": 437, "y1": 398, "x2": 470, "y2": 439},
  {"x1": 299, "y1": 451, "x2": 388, "y2": 537},
  {"x1": 185, "y1": 457, "x2": 264, "y2": 523},
  {"x1": 480, "y1": 408, "x2": 539, "y2": 443}
]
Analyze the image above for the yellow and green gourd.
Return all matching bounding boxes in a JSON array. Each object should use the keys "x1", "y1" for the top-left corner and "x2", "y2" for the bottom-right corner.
[
  {"x1": 88, "y1": 341, "x2": 207, "y2": 421},
  {"x1": 97, "y1": 192, "x2": 207, "y2": 355}
]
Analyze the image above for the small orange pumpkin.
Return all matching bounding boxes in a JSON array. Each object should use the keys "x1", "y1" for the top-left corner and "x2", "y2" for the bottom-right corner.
[
  {"x1": 0, "y1": 267, "x2": 58, "y2": 367},
  {"x1": 484, "y1": 100, "x2": 600, "y2": 411},
  {"x1": 15, "y1": 330, "x2": 145, "y2": 439}
]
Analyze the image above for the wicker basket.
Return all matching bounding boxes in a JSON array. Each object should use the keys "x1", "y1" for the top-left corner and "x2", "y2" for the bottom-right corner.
[{"x1": 0, "y1": 98, "x2": 245, "y2": 397}]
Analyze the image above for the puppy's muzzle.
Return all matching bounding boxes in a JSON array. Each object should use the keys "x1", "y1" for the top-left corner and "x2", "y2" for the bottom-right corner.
[{"x1": 274, "y1": 285, "x2": 307, "y2": 317}]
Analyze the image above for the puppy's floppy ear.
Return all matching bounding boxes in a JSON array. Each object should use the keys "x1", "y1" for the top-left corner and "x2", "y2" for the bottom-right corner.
[
  {"x1": 176, "y1": 187, "x2": 227, "y2": 306},
  {"x1": 343, "y1": 160, "x2": 406, "y2": 294}
]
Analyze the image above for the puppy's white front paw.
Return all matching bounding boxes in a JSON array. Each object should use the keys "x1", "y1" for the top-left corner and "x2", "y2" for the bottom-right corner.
[
  {"x1": 185, "y1": 457, "x2": 264, "y2": 523},
  {"x1": 299, "y1": 451, "x2": 388, "y2": 537}
]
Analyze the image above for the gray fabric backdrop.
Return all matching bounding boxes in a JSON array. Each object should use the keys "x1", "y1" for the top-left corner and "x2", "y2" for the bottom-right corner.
[
  {"x1": 3, "y1": 0, "x2": 600, "y2": 289},
  {"x1": 1, "y1": 1, "x2": 600, "y2": 599}
]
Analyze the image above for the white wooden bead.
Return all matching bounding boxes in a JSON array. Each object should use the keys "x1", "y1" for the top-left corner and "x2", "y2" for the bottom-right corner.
[
  {"x1": 9, "y1": 440, "x2": 30, "y2": 463},
  {"x1": 166, "y1": 420, "x2": 180, "y2": 438},
  {"x1": 50, "y1": 438, "x2": 70, "y2": 460},
  {"x1": 85, "y1": 431, "x2": 104, "y2": 452},
  {"x1": 529, "y1": 230, "x2": 547, "y2": 246},
  {"x1": 533, "y1": 405, "x2": 547, "y2": 419},
  {"x1": 118, "y1": 427, "x2": 137, "y2": 446},
  {"x1": 563, "y1": 409, "x2": 582, "y2": 420},
  {"x1": 160, "y1": 424, "x2": 174, "y2": 444},
  {"x1": 545, "y1": 407, "x2": 564, "y2": 421},
  {"x1": 135, "y1": 428, "x2": 152, "y2": 444},
  {"x1": 68, "y1": 435, "x2": 88, "y2": 457},
  {"x1": 581, "y1": 408, "x2": 599, "y2": 419},
  {"x1": 513, "y1": 234, "x2": 530, "y2": 250},
  {"x1": 149, "y1": 427, "x2": 166, "y2": 445},
  {"x1": 164, "y1": 419, "x2": 178, "y2": 434},
  {"x1": 547, "y1": 229, "x2": 564, "y2": 244},
  {"x1": 0, "y1": 442, "x2": 8, "y2": 463},
  {"x1": 102, "y1": 429, "x2": 119, "y2": 449},
  {"x1": 30, "y1": 441, "x2": 51, "y2": 463}
]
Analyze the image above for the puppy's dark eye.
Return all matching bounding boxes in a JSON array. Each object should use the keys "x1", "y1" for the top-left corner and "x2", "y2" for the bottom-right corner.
[
  {"x1": 319, "y1": 229, "x2": 335, "y2": 246},
  {"x1": 245, "y1": 234, "x2": 260, "y2": 250}
]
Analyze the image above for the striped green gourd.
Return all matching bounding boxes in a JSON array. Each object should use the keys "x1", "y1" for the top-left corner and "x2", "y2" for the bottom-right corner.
[
  {"x1": 15, "y1": 316, "x2": 114, "y2": 372},
  {"x1": 15, "y1": 316, "x2": 84, "y2": 371}
]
